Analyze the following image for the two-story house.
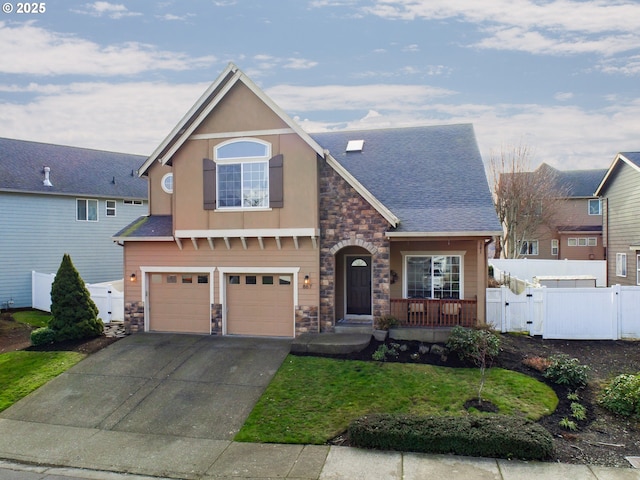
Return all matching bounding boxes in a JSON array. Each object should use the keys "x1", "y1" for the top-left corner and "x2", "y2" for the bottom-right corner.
[
  {"x1": 514, "y1": 163, "x2": 606, "y2": 260},
  {"x1": 0, "y1": 138, "x2": 148, "y2": 309},
  {"x1": 595, "y1": 152, "x2": 640, "y2": 286},
  {"x1": 114, "y1": 63, "x2": 501, "y2": 338}
]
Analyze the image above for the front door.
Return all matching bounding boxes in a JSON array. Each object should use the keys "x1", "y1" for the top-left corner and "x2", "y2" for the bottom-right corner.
[{"x1": 346, "y1": 256, "x2": 372, "y2": 316}]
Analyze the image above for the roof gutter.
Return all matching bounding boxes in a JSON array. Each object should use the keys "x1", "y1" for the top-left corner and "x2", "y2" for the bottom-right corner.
[{"x1": 386, "y1": 230, "x2": 502, "y2": 238}]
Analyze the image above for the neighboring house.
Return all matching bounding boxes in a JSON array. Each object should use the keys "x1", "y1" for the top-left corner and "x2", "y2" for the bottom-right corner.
[
  {"x1": 595, "y1": 152, "x2": 640, "y2": 286},
  {"x1": 515, "y1": 163, "x2": 606, "y2": 260},
  {"x1": 0, "y1": 138, "x2": 148, "y2": 308},
  {"x1": 114, "y1": 63, "x2": 501, "y2": 338}
]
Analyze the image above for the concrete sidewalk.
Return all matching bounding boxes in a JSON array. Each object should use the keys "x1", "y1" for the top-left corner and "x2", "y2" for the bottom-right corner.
[{"x1": 1, "y1": 420, "x2": 639, "y2": 480}]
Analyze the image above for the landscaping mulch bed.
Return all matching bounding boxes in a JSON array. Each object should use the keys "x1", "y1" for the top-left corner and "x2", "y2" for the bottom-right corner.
[{"x1": 297, "y1": 334, "x2": 640, "y2": 468}]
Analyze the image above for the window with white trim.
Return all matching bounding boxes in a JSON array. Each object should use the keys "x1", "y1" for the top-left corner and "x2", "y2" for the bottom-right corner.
[
  {"x1": 588, "y1": 198, "x2": 601, "y2": 215},
  {"x1": 568, "y1": 237, "x2": 597, "y2": 247},
  {"x1": 405, "y1": 255, "x2": 461, "y2": 299},
  {"x1": 106, "y1": 200, "x2": 116, "y2": 217},
  {"x1": 616, "y1": 253, "x2": 627, "y2": 277},
  {"x1": 124, "y1": 199, "x2": 143, "y2": 205},
  {"x1": 551, "y1": 239, "x2": 559, "y2": 256},
  {"x1": 161, "y1": 173, "x2": 173, "y2": 194},
  {"x1": 215, "y1": 139, "x2": 270, "y2": 209},
  {"x1": 77, "y1": 199, "x2": 98, "y2": 221},
  {"x1": 637, "y1": 255, "x2": 640, "y2": 286},
  {"x1": 519, "y1": 240, "x2": 539, "y2": 256}
]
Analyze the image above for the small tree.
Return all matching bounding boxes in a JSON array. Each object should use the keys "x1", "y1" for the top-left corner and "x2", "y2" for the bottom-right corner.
[
  {"x1": 48, "y1": 254, "x2": 103, "y2": 341},
  {"x1": 447, "y1": 326, "x2": 501, "y2": 404},
  {"x1": 490, "y1": 145, "x2": 568, "y2": 259}
]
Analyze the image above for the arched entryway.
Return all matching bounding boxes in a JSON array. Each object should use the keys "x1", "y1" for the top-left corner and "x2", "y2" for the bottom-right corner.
[
  {"x1": 345, "y1": 255, "x2": 372, "y2": 317},
  {"x1": 334, "y1": 246, "x2": 374, "y2": 323}
]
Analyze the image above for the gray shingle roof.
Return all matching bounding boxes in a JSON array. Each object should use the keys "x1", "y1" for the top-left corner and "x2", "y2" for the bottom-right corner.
[
  {"x1": 114, "y1": 215, "x2": 172, "y2": 238},
  {"x1": 311, "y1": 124, "x2": 501, "y2": 234},
  {"x1": 622, "y1": 152, "x2": 640, "y2": 167},
  {"x1": 0, "y1": 137, "x2": 147, "y2": 199},
  {"x1": 553, "y1": 167, "x2": 607, "y2": 197}
]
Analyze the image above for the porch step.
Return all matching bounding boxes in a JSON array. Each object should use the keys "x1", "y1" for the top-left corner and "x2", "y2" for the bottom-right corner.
[
  {"x1": 334, "y1": 324, "x2": 373, "y2": 335},
  {"x1": 291, "y1": 333, "x2": 371, "y2": 355}
]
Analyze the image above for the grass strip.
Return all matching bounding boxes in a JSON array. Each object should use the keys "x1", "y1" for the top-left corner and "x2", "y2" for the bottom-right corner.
[
  {"x1": 236, "y1": 355, "x2": 558, "y2": 445},
  {"x1": 0, "y1": 351, "x2": 84, "y2": 412}
]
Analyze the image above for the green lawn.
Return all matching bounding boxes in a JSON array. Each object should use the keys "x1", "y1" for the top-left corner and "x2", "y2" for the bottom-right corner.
[
  {"x1": 236, "y1": 355, "x2": 558, "y2": 445},
  {"x1": 0, "y1": 351, "x2": 84, "y2": 412},
  {"x1": 12, "y1": 310, "x2": 51, "y2": 328}
]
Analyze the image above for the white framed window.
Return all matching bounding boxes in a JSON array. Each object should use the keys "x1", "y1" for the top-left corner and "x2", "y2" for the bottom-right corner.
[
  {"x1": 404, "y1": 254, "x2": 462, "y2": 299},
  {"x1": 161, "y1": 173, "x2": 173, "y2": 194},
  {"x1": 215, "y1": 139, "x2": 270, "y2": 209},
  {"x1": 616, "y1": 253, "x2": 627, "y2": 277},
  {"x1": 106, "y1": 200, "x2": 116, "y2": 217},
  {"x1": 519, "y1": 240, "x2": 539, "y2": 256},
  {"x1": 124, "y1": 199, "x2": 143, "y2": 205},
  {"x1": 77, "y1": 199, "x2": 98, "y2": 221},
  {"x1": 588, "y1": 199, "x2": 601, "y2": 215},
  {"x1": 568, "y1": 237, "x2": 597, "y2": 247},
  {"x1": 637, "y1": 255, "x2": 640, "y2": 286},
  {"x1": 551, "y1": 239, "x2": 559, "y2": 256}
]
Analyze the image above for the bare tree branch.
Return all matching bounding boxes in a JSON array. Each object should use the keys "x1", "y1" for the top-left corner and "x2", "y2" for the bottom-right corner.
[{"x1": 489, "y1": 145, "x2": 569, "y2": 259}]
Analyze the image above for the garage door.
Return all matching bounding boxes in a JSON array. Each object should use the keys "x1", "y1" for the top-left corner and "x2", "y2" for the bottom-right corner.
[
  {"x1": 226, "y1": 273, "x2": 294, "y2": 337},
  {"x1": 149, "y1": 273, "x2": 211, "y2": 334}
]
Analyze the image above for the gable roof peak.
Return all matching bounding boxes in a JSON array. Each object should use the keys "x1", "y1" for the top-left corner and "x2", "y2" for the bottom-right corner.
[{"x1": 138, "y1": 63, "x2": 323, "y2": 176}]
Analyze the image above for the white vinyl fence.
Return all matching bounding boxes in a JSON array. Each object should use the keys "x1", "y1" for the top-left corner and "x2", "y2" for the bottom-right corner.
[
  {"x1": 32, "y1": 271, "x2": 124, "y2": 323},
  {"x1": 487, "y1": 285, "x2": 640, "y2": 340},
  {"x1": 490, "y1": 259, "x2": 606, "y2": 287}
]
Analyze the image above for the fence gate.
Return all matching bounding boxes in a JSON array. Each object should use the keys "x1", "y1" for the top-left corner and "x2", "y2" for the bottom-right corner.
[{"x1": 504, "y1": 287, "x2": 532, "y2": 334}]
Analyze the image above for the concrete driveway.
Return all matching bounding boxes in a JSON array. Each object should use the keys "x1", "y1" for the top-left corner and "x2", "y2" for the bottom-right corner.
[{"x1": 1, "y1": 333, "x2": 291, "y2": 440}]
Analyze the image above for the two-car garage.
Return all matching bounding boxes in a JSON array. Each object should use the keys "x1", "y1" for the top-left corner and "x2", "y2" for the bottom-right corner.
[{"x1": 146, "y1": 269, "x2": 295, "y2": 337}]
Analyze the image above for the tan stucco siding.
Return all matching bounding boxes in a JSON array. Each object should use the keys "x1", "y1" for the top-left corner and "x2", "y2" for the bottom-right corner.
[
  {"x1": 193, "y1": 82, "x2": 289, "y2": 135},
  {"x1": 123, "y1": 239, "x2": 319, "y2": 307},
  {"x1": 147, "y1": 163, "x2": 173, "y2": 215},
  {"x1": 388, "y1": 239, "x2": 481, "y2": 301}
]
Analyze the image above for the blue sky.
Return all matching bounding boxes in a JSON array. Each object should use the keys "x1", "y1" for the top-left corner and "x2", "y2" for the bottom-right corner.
[{"x1": 1, "y1": 0, "x2": 639, "y2": 170}]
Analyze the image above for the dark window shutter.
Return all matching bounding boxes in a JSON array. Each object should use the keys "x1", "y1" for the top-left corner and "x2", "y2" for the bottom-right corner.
[
  {"x1": 203, "y1": 158, "x2": 216, "y2": 210},
  {"x1": 269, "y1": 154, "x2": 283, "y2": 208}
]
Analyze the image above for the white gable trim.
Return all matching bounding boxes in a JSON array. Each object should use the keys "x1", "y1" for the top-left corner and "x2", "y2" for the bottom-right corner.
[
  {"x1": 324, "y1": 153, "x2": 399, "y2": 228},
  {"x1": 595, "y1": 153, "x2": 640, "y2": 196},
  {"x1": 138, "y1": 63, "x2": 325, "y2": 176}
]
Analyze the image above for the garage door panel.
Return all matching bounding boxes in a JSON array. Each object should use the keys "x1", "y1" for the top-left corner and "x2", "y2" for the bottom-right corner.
[
  {"x1": 149, "y1": 273, "x2": 210, "y2": 334},
  {"x1": 227, "y1": 274, "x2": 293, "y2": 337}
]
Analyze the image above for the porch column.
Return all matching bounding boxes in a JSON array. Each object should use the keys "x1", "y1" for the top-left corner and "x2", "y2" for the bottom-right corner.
[{"x1": 476, "y1": 239, "x2": 487, "y2": 324}]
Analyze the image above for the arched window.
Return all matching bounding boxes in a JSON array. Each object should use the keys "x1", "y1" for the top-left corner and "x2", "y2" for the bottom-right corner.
[{"x1": 214, "y1": 139, "x2": 270, "y2": 209}]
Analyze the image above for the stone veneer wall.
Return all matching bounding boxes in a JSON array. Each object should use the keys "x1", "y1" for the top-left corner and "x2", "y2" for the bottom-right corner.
[
  {"x1": 295, "y1": 305, "x2": 319, "y2": 334},
  {"x1": 319, "y1": 160, "x2": 391, "y2": 331},
  {"x1": 124, "y1": 301, "x2": 145, "y2": 333},
  {"x1": 211, "y1": 304, "x2": 222, "y2": 335}
]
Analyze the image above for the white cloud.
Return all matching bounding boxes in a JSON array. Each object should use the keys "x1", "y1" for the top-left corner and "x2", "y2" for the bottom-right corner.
[
  {"x1": 554, "y1": 92, "x2": 574, "y2": 101},
  {"x1": 0, "y1": 22, "x2": 216, "y2": 76},
  {"x1": 158, "y1": 13, "x2": 196, "y2": 21},
  {"x1": 0, "y1": 81, "x2": 208, "y2": 154},
  {"x1": 1, "y1": 77, "x2": 636, "y2": 172},
  {"x1": 72, "y1": 1, "x2": 142, "y2": 19},
  {"x1": 358, "y1": 1, "x2": 640, "y2": 57},
  {"x1": 266, "y1": 83, "x2": 457, "y2": 112},
  {"x1": 597, "y1": 55, "x2": 640, "y2": 76}
]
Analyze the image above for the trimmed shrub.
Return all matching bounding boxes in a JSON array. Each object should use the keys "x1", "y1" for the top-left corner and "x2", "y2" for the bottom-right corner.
[
  {"x1": 543, "y1": 354, "x2": 589, "y2": 390},
  {"x1": 446, "y1": 326, "x2": 501, "y2": 366},
  {"x1": 599, "y1": 373, "x2": 640, "y2": 418},
  {"x1": 348, "y1": 413, "x2": 554, "y2": 461},
  {"x1": 30, "y1": 327, "x2": 57, "y2": 346},
  {"x1": 48, "y1": 254, "x2": 104, "y2": 342}
]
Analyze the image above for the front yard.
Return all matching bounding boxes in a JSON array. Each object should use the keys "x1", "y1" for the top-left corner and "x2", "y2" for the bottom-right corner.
[{"x1": 236, "y1": 355, "x2": 557, "y2": 444}]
